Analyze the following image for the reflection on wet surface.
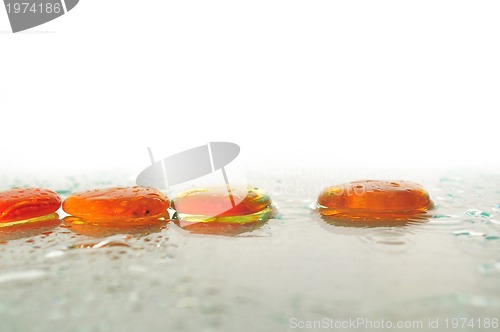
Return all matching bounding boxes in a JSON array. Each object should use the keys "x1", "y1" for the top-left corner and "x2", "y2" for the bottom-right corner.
[
  {"x1": 0, "y1": 214, "x2": 61, "y2": 242},
  {"x1": 173, "y1": 218, "x2": 269, "y2": 236},
  {"x1": 1, "y1": 170, "x2": 500, "y2": 331},
  {"x1": 320, "y1": 213, "x2": 429, "y2": 228},
  {"x1": 62, "y1": 213, "x2": 170, "y2": 238}
]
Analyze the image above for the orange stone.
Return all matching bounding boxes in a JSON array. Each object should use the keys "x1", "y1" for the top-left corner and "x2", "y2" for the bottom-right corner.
[
  {"x1": 0, "y1": 188, "x2": 62, "y2": 223},
  {"x1": 172, "y1": 186, "x2": 271, "y2": 218},
  {"x1": 317, "y1": 180, "x2": 432, "y2": 218},
  {"x1": 62, "y1": 186, "x2": 169, "y2": 220}
]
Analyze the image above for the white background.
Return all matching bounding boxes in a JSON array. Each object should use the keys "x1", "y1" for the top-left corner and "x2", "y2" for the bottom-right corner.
[{"x1": 1, "y1": 1, "x2": 499, "y2": 183}]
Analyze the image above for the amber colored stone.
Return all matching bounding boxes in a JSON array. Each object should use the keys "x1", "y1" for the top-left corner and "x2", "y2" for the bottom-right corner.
[
  {"x1": 0, "y1": 188, "x2": 62, "y2": 223},
  {"x1": 317, "y1": 180, "x2": 433, "y2": 218},
  {"x1": 172, "y1": 186, "x2": 271, "y2": 219},
  {"x1": 62, "y1": 186, "x2": 169, "y2": 220}
]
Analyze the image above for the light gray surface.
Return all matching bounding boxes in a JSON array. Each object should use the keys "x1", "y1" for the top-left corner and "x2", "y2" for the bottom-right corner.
[{"x1": 1, "y1": 169, "x2": 500, "y2": 332}]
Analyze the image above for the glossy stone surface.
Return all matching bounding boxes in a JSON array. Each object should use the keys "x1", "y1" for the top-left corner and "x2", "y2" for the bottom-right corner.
[
  {"x1": 173, "y1": 186, "x2": 272, "y2": 223},
  {"x1": 63, "y1": 186, "x2": 169, "y2": 220},
  {"x1": 317, "y1": 180, "x2": 433, "y2": 218},
  {"x1": 0, "y1": 188, "x2": 62, "y2": 224}
]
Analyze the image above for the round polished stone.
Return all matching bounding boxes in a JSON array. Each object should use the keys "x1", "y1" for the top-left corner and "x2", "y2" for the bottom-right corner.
[
  {"x1": 63, "y1": 186, "x2": 169, "y2": 220},
  {"x1": 317, "y1": 180, "x2": 433, "y2": 218},
  {"x1": 0, "y1": 188, "x2": 61, "y2": 224},
  {"x1": 172, "y1": 186, "x2": 272, "y2": 223}
]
